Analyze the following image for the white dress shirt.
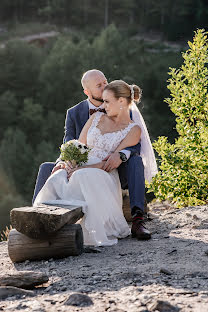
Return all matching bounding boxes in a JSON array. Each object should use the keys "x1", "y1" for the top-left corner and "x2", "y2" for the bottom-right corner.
[{"x1": 87, "y1": 99, "x2": 105, "y2": 110}]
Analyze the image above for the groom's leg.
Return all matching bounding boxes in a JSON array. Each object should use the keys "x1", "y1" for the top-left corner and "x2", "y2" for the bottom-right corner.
[
  {"x1": 32, "y1": 162, "x2": 55, "y2": 204},
  {"x1": 118, "y1": 155, "x2": 151, "y2": 240},
  {"x1": 125, "y1": 155, "x2": 145, "y2": 216}
]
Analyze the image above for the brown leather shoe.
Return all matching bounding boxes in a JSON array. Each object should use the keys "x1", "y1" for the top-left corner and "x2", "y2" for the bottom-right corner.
[{"x1": 131, "y1": 220, "x2": 151, "y2": 240}]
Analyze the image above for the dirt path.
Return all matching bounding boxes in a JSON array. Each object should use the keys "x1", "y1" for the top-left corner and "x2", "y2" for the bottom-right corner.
[
  {"x1": 134, "y1": 34, "x2": 186, "y2": 51},
  {"x1": 0, "y1": 31, "x2": 59, "y2": 49},
  {"x1": 0, "y1": 30, "x2": 185, "y2": 52},
  {"x1": 0, "y1": 203, "x2": 208, "y2": 311}
]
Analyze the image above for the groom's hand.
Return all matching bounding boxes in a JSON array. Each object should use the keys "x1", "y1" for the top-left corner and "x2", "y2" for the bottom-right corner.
[{"x1": 103, "y1": 152, "x2": 122, "y2": 172}]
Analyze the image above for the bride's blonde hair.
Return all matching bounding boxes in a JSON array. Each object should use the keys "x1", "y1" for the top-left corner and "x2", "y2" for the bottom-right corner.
[{"x1": 104, "y1": 80, "x2": 142, "y2": 104}]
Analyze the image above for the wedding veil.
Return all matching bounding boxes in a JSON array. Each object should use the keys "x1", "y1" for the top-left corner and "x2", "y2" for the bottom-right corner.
[{"x1": 131, "y1": 102, "x2": 158, "y2": 183}]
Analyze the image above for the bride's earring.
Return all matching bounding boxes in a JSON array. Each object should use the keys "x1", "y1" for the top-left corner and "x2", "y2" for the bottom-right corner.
[{"x1": 120, "y1": 106, "x2": 123, "y2": 110}]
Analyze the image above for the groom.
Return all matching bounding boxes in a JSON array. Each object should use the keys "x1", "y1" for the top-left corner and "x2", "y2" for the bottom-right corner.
[{"x1": 33, "y1": 69, "x2": 151, "y2": 240}]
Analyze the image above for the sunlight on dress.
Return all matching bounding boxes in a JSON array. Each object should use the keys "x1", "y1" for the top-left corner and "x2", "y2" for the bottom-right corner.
[{"x1": 34, "y1": 112, "x2": 138, "y2": 246}]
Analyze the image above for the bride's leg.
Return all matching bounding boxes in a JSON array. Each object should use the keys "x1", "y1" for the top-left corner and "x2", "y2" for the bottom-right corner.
[
  {"x1": 72, "y1": 168, "x2": 130, "y2": 246},
  {"x1": 33, "y1": 169, "x2": 67, "y2": 206}
]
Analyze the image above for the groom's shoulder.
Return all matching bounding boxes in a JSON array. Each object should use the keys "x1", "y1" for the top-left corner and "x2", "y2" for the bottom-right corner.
[{"x1": 67, "y1": 100, "x2": 88, "y2": 114}]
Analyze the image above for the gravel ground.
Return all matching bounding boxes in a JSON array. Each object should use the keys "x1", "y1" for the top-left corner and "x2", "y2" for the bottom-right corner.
[{"x1": 0, "y1": 203, "x2": 208, "y2": 312}]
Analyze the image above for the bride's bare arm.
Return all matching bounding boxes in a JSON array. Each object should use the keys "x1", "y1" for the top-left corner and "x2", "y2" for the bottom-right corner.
[
  {"x1": 114, "y1": 125, "x2": 141, "y2": 153},
  {"x1": 78, "y1": 114, "x2": 96, "y2": 144}
]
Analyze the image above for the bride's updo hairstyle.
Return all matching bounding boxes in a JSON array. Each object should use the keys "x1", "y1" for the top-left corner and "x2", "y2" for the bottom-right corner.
[{"x1": 104, "y1": 80, "x2": 142, "y2": 105}]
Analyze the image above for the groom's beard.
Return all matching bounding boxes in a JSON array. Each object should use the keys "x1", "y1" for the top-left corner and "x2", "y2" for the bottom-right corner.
[{"x1": 92, "y1": 95, "x2": 104, "y2": 103}]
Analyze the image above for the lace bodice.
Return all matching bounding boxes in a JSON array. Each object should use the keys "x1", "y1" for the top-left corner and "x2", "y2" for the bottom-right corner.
[{"x1": 87, "y1": 112, "x2": 138, "y2": 160}]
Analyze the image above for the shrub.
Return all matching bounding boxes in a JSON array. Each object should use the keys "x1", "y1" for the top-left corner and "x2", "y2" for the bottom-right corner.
[{"x1": 149, "y1": 29, "x2": 208, "y2": 207}]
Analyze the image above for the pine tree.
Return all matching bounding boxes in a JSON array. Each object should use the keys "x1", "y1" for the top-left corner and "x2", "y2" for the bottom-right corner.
[{"x1": 149, "y1": 29, "x2": 208, "y2": 207}]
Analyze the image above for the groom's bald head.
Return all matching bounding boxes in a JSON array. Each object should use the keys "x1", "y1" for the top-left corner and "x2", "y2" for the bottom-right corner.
[
  {"x1": 81, "y1": 69, "x2": 106, "y2": 89},
  {"x1": 81, "y1": 69, "x2": 107, "y2": 105}
]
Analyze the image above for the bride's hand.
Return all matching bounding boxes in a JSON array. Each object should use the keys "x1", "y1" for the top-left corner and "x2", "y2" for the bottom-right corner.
[{"x1": 51, "y1": 161, "x2": 65, "y2": 175}]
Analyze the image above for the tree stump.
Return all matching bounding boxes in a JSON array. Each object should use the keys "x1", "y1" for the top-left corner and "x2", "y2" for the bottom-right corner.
[
  {"x1": 8, "y1": 224, "x2": 84, "y2": 263},
  {"x1": 122, "y1": 193, "x2": 149, "y2": 222},
  {"x1": 10, "y1": 204, "x2": 83, "y2": 239},
  {"x1": 122, "y1": 194, "x2": 133, "y2": 222}
]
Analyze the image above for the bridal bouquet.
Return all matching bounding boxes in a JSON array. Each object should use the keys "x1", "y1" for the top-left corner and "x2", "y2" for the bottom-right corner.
[{"x1": 60, "y1": 140, "x2": 91, "y2": 167}]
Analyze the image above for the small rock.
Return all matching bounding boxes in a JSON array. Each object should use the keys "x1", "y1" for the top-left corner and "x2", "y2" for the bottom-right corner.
[
  {"x1": 115, "y1": 255, "x2": 122, "y2": 259},
  {"x1": 149, "y1": 300, "x2": 180, "y2": 311},
  {"x1": 160, "y1": 268, "x2": 172, "y2": 275},
  {"x1": 109, "y1": 299, "x2": 116, "y2": 304},
  {"x1": 22, "y1": 300, "x2": 45, "y2": 312},
  {"x1": 60, "y1": 285, "x2": 67, "y2": 291},
  {"x1": 15, "y1": 303, "x2": 29, "y2": 310},
  {"x1": 0, "y1": 286, "x2": 34, "y2": 300},
  {"x1": 167, "y1": 249, "x2": 177, "y2": 255},
  {"x1": 92, "y1": 275, "x2": 101, "y2": 280},
  {"x1": 44, "y1": 299, "x2": 57, "y2": 305},
  {"x1": 64, "y1": 293, "x2": 93, "y2": 307},
  {"x1": 193, "y1": 214, "x2": 200, "y2": 220},
  {"x1": 204, "y1": 250, "x2": 208, "y2": 256},
  {"x1": 109, "y1": 309, "x2": 126, "y2": 312},
  {"x1": 84, "y1": 246, "x2": 102, "y2": 253},
  {"x1": 45, "y1": 286, "x2": 53, "y2": 292}
]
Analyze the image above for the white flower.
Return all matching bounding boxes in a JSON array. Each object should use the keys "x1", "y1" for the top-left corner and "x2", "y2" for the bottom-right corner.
[
  {"x1": 73, "y1": 140, "x2": 80, "y2": 148},
  {"x1": 60, "y1": 144, "x2": 66, "y2": 151},
  {"x1": 80, "y1": 147, "x2": 86, "y2": 154}
]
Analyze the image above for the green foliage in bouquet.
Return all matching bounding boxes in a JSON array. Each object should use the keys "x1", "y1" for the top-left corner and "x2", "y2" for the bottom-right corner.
[
  {"x1": 60, "y1": 140, "x2": 90, "y2": 167},
  {"x1": 149, "y1": 29, "x2": 208, "y2": 208}
]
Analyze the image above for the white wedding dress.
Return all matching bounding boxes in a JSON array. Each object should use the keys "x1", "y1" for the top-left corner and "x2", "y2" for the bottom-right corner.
[{"x1": 34, "y1": 112, "x2": 138, "y2": 246}]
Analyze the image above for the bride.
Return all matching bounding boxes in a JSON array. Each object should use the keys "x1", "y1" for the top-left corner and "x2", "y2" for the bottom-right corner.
[{"x1": 34, "y1": 80, "x2": 143, "y2": 246}]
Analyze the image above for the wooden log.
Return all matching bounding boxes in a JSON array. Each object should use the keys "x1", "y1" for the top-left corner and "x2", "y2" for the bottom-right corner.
[
  {"x1": 10, "y1": 204, "x2": 83, "y2": 239},
  {"x1": 122, "y1": 194, "x2": 132, "y2": 222},
  {"x1": 0, "y1": 271, "x2": 49, "y2": 289},
  {"x1": 8, "y1": 224, "x2": 84, "y2": 263}
]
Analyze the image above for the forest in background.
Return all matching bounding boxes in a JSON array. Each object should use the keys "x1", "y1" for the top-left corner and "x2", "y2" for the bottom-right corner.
[
  {"x1": 0, "y1": 0, "x2": 207, "y2": 232},
  {"x1": 0, "y1": 0, "x2": 208, "y2": 41}
]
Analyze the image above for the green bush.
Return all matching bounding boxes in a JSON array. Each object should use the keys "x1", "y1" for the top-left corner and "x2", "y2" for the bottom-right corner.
[{"x1": 149, "y1": 29, "x2": 208, "y2": 207}]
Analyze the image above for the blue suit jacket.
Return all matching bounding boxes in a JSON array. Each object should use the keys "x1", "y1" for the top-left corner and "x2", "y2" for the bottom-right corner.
[{"x1": 63, "y1": 100, "x2": 141, "y2": 155}]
